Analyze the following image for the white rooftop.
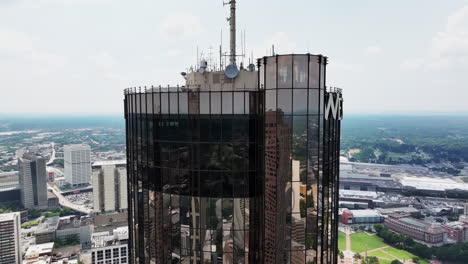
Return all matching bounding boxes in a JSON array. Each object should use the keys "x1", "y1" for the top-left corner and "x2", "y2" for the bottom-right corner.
[
  {"x1": 349, "y1": 209, "x2": 382, "y2": 218},
  {"x1": 339, "y1": 189, "x2": 378, "y2": 199},
  {"x1": 400, "y1": 176, "x2": 468, "y2": 191},
  {"x1": 0, "y1": 212, "x2": 20, "y2": 222},
  {"x1": 25, "y1": 242, "x2": 54, "y2": 257},
  {"x1": 92, "y1": 160, "x2": 126, "y2": 167}
]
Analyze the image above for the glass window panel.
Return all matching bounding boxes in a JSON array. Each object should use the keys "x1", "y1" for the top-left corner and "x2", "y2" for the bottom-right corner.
[
  {"x1": 277, "y1": 89, "x2": 292, "y2": 115},
  {"x1": 265, "y1": 89, "x2": 276, "y2": 112},
  {"x1": 145, "y1": 93, "x2": 153, "y2": 114},
  {"x1": 211, "y1": 92, "x2": 221, "y2": 114},
  {"x1": 188, "y1": 91, "x2": 200, "y2": 115},
  {"x1": 293, "y1": 55, "x2": 308, "y2": 88},
  {"x1": 210, "y1": 119, "x2": 222, "y2": 142},
  {"x1": 169, "y1": 92, "x2": 178, "y2": 114},
  {"x1": 308, "y1": 116, "x2": 320, "y2": 149},
  {"x1": 200, "y1": 92, "x2": 210, "y2": 114},
  {"x1": 309, "y1": 56, "x2": 320, "y2": 88},
  {"x1": 278, "y1": 55, "x2": 293, "y2": 88},
  {"x1": 233, "y1": 92, "x2": 244, "y2": 114},
  {"x1": 222, "y1": 119, "x2": 233, "y2": 142},
  {"x1": 293, "y1": 89, "x2": 308, "y2": 115},
  {"x1": 259, "y1": 59, "x2": 265, "y2": 89},
  {"x1": 292, "y1": 116, "x2": 307, "y2": 150},
  {"x1": 265, "y1": 57, "x2": 276, "y2": 89},
  {"x1": 222, "y1": 91, "x2": 233, "y2": 114},
  {"x1": 320, "y1": 59, "x2": 326, "y2": 88},
  {"x1": 245, "y1": 92, "x2": 250, "y2": 114},
  {"x1": 161, "y1": 93, "x2": 169, "y2": 114},
  {"x1": 135, "y1": 94, "x2": 141, "y2": 114},
  {"x1": 153, "y1": 93, "x2": 161, "y2": 114},
  {"x1": 308, "y1": 89, "x2": 319, "y2": 115},
  {"x1": 179, "y1": 92, "x2": 188, "y2": 114}
]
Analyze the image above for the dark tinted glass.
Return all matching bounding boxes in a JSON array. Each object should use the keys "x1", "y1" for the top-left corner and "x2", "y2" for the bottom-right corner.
[
  {"x1": 309, "y1": 56, "x2": 320, "y2": 88},
  {"x1": 266, "y1": 57, "x2": 276, "y2": 89},
  {"x1": 293, "y1": 55, "x2": 308, "y2": 88},
  {"x1": 293, "y1": 89, "x2": 308, "y2": 115},
  {"x1": 308, "y1": 89, "x2": 319, "y2": 115},
  {"x1": 266, "y1": 89, "x2": 276, "y2": 112},
  {"x1": 278, "y1": 55, "x2": 292, "y2": 88},
  {"x1": 277, "y1": 89, "x2": 292, "y2": 115}
]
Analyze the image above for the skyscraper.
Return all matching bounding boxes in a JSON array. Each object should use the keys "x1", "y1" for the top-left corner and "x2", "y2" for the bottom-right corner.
[
  {"x1": 124, "y1": 52, "x2": 342, "y2": 263},
  {"x1": 123, "y1": 3, "x2": 342, "y2": 264},
  {"x1": 93, "y1": 164, "x2": 128, "y2": 213},
  {"x1": 0, "y1": 212, "x2": 21, "y2": 264},
  {"x1": 18, "y1": 153, "x2": 48, "y2": 209},
  {"x1": 64, "y1": 144, "x2": 92, "y2": 186}
]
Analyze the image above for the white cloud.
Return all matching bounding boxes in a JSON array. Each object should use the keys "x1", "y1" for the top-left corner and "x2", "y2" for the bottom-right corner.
[
  {"x1": 0, "y1": 28, "x2": 33, "y2": 52},
  {"x1": 0, "y1": 28, "x2": 67, "y2": 68},
  {"x1": 365, "y1": 45, "x2": 382, "y2": 55},
  {"x1": 90, "y1": 52, "x2": 116, "y2": 70},
  {"x1": 159, "y1": 12, "x2": 202, "y2": 41},
  {"x1": 402, "y1": 5, "x2": 468, "y2": 70}
]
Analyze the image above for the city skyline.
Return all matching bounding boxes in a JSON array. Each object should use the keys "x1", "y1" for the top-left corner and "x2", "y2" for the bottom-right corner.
[{"x1": 0, "y1": 0, "x2": 468, "y2": 114}]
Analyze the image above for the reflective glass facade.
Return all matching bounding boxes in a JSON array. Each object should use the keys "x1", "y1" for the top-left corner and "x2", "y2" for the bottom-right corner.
[{"x1": 124, "y1": 54, "x2": 342, "y2": 264}]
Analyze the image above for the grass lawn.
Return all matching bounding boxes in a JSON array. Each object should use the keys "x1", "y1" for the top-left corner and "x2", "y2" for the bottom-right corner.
[
  {"x1": 383, "y1": 247, "x2": 417, "y2": 259},
  {"x1": 338, "y1": 232, "x2": 346, "y2": 252},
  {"x1": 367, "y1": 249, "x2": 393, "y2": 259},
  {"x1": 377, "y1": 259, "x2": 393, "y2": 264},
  {"x1": 350, "y1": 233, "x2": 387, "y2": 253}
]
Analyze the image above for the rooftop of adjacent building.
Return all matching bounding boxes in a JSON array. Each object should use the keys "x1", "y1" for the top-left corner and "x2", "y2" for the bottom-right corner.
[
  {"x1": 57, "y1": 215, "x2": 93, "y2": 230},
  {"x1": 25, "y1": 242, "x2": 54, "y2": 257},
  {"x1": 92, "y1": 160, "x2": 126, "y2": 167},
  {"x1": 19, "y1": 152, "x2": 45, "y2": 162},
  {"x1": 36, "y1": 216, "x2": 60, "y2": 234},
  {"x1": 0, "y1": 211, "x2": 20, "y2": 222},
  {"x1": 63, "y1": 144, "x2": 91, "y2": 150},
  {"x1": 91, "y1": 226, "x2": 128, "y2": 248},
  {"x1": 346, "y1": 209, "x2": 382, "y2": 218}
]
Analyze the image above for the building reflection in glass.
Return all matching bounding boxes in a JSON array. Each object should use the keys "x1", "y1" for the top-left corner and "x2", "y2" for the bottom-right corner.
[{"x1": 124, "y1": 54, "x2": 342, "y2": 264}]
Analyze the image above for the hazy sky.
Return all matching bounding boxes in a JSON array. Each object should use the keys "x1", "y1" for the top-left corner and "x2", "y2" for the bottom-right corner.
[{"x1": 1, "y1": 0, "x2": 468, "y2": 114}]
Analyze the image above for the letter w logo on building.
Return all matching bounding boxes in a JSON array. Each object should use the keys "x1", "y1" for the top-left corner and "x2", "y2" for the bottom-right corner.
[{"x1": 325, "y1": 93, "x2": 343, "y2": 120}]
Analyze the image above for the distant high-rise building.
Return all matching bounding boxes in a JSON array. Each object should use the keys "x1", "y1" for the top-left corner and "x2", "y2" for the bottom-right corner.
[
  {"x1": 64, "y1": 144, "x2": 91, "y2": 186},
  {"x1": 93, "y1": 164, "x2": 128, "y2": 213},
  {"x1": 18, "y1": 153, "x2": 48, "y2": 209},
  {"x1": 0, "y1": 212, "x2": 21, "y2": 264},
  {"x1": 123, "y1": 3, "x2": 342, "y2": 264}
]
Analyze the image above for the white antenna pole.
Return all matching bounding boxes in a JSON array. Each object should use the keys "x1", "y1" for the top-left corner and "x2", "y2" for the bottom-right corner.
[{"x1": 229, "y1": 0, "x2": 236, "y2": 65}]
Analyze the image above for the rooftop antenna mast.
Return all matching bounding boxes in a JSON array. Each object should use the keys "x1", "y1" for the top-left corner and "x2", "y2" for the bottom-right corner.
[{"x1": 224, "y1": 0, "x2": 236, "y2": 65}]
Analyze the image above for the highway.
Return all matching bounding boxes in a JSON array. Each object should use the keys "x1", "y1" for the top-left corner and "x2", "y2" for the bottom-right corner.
[{"x1": 47, "y1": 183, "x2": 92, "y2": 215}]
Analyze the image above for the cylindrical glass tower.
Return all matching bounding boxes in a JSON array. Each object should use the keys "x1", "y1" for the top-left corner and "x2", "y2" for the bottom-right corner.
[
  {"x1": 124, "y1": 86, "x2": 263, "y2": 263},
  {"x1": 258, "y1": 54, "x2": 341, "y2": 264},
  {"x1": 124, "y1": 54, "x2": 342, "y2": 264}
]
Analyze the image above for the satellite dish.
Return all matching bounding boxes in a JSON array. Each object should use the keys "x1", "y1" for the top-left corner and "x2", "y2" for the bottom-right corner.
[{"x1": 225, "y1": 64, "x2": 239, "y2": 79}]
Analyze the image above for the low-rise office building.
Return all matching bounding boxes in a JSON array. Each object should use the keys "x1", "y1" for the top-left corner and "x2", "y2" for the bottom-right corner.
[
  {"x1": 23, "y1": 242, "x2": 54, "y2": 264},
  {"x1": 384, "y1": 214, "x2": 446, "y2": 246},
  {"x1": 35, "y1": 217, "x2": 60, "y2": 244},
  {"x1": 341, "y1": 209, "x2": 383, "y2": 225},
  {"x1": 56, "y1": 216, "x2": 94, "y2": 249}
]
